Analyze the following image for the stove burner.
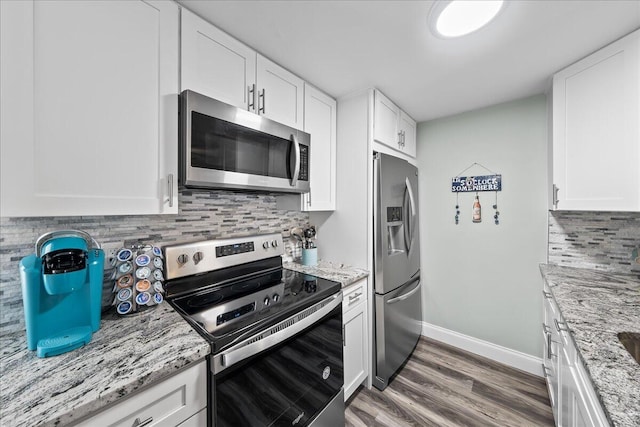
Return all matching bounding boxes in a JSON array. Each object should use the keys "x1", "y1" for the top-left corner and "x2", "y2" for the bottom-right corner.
[{"x1": 185, "y1": 293, "x2": 223, "y2": 309}]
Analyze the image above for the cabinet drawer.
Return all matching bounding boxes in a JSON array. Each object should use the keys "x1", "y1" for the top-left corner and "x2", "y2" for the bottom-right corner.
[
  {"x1": 343, "y1": 280, "x2": 366, "y2": 312},
  {"x1": 76, "y1": 360, "x2": 207, "y2": 427}
]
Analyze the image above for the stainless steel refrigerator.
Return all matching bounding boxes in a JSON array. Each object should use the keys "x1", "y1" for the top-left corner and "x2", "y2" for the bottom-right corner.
[{"x1": 373, "y1": 152, "x2": 422, "y2": 391}]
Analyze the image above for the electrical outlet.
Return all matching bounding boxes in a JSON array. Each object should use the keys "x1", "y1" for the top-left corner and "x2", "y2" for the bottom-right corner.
[{"x1": 102, "y1": 242, "x2": 122, "y2": 270}]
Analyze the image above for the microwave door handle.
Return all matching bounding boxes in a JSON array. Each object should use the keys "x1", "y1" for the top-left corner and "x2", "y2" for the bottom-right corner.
[{"x1": 290, "y1": 134, "x2": 300, "y2": 187}]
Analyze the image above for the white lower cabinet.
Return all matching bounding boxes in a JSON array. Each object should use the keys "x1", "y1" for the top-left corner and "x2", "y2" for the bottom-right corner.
[
  {"x1": 75, "y1": 360, "x2": 207, "y2": 427},
  {"x1": 343, "y1": 279, "x2": 368, "y2": 401},
  {"x1": 542, "y1": 287, "x2": 609, "y2": 427}
]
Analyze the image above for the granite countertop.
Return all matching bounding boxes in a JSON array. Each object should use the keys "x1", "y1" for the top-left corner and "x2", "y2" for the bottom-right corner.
[
  {"x1": 284, "y1": 260, "x2": 369, "y2": 288},
  {"x1": 540, "y1": 264, "x2": 640, "y2": 427},
  {"x1": 0, "y1": 304, "x2": 209, "y2": 427}
]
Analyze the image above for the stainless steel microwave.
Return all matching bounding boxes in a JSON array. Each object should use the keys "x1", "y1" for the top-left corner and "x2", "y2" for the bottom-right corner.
[{"x1": 179, "y1": 90, "x2": 310, "y2": 193}]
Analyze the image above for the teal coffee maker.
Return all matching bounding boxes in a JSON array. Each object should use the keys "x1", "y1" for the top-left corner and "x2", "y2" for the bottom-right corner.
[{"x1": 20, "y1": 230, "x2": 104, "y2": 357}]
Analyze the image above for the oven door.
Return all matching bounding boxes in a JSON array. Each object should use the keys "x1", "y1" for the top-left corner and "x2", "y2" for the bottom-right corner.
[
  {"x1": 211, "y1": 293, "x2": 344, "y2": 427},
  {"x1": 180, "y1": 90, "x2": 310, "y2": 193}
]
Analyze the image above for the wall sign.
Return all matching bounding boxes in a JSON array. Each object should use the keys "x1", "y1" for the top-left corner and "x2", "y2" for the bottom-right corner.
[
  {"x1": 451, "y1": 163, "x2": 502, "y2": 225},
  {"x1": 451, "y1": 174, "x2": 502, "y2": 193}
]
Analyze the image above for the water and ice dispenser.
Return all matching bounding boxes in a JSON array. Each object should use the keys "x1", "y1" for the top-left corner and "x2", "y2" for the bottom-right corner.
[{"x1": 20, "y1": 230, "x2": 104, "y2": 357}]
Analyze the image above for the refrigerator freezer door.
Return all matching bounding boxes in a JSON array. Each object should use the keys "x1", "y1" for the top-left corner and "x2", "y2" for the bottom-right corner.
[
  {"x1": 373, "y1": 277, "x2": 422, "y2": 390},
  {"x1": 374, "y1": 153, "x2": 420, "y2": 294}
]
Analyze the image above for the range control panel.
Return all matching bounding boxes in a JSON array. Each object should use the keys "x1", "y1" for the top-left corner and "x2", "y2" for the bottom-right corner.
[{"x1": 163, "y1": 233, "x2": 284, "y2": 280}]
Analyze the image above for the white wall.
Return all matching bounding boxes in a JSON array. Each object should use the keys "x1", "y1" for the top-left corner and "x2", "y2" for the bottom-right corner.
[{"x1": 417, "y1": 95, "x2": 548, "y2": 357}]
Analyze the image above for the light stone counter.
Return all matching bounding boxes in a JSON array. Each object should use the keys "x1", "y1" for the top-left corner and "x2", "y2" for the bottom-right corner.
[
  {"x1": 284, "y1": 260, "x2": 369, "y2": 288},
  {"x1": 0, "y1": 303, "x2": 209, "y2": 427},
  {"x1": 540, "y1": 264, "x2": 640, "y2": 427}
]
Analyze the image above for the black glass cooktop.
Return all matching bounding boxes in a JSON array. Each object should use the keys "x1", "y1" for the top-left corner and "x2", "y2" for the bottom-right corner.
[{"x1": 168, "y1": 263, "x2": 340, "y2": 353}]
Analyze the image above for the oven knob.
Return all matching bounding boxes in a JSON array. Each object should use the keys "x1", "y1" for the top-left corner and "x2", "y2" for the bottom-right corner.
[
  {"x1": 177, "y1": 254, "x2": 189, "y2": 266},
  {"x1": 193, "y1": 251, "x2": 204, "y2": 265},
  {"x1": 263, "y1": 297, "x2": 270, "y2": 306},
  {"x1": 262, "y1": 241, "x2": 269, "y2": 250},
  {"x1": 272, "y1": 293, "x2": 279, "y2": 302},
  {"x1": 271, "y1": 240, "x2": 278, "y2": 248}
]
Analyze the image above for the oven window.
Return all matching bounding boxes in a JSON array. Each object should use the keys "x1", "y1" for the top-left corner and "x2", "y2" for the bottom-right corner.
[
  {"x1": 214, "y1": 305, "x2": 343, "y2": 427},
  {"x1": 191, "y1": 112, "x2": 292, "y2": 179}
]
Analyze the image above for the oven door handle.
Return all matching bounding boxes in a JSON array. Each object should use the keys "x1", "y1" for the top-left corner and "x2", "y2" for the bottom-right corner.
[{"x1": 214, "y1": 292, "x2": 342, "y2": 374}]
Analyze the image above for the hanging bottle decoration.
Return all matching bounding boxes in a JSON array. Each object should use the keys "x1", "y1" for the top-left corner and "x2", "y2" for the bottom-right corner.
[
  {"x1": 450, "y1": 162, "x2": 502, "y2": 226},
  {"x1": 472, "y1": 193, "x2": 481, "y2": 223}
]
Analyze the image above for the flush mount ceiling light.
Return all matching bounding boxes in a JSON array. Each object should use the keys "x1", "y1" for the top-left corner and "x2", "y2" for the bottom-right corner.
[{"x1": 429, "y1": 0, "x2": 505, "y2": 38}]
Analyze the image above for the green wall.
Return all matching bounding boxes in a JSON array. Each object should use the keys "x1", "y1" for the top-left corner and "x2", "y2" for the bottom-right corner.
[{"x1": 417, "y1": 94, "x2": 548, "y2": 357}]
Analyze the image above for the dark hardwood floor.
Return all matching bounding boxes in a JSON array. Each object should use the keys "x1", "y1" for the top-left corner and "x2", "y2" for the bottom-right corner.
[{"x1": 345, "y1": 336, "x2": 554, "y2": 427}]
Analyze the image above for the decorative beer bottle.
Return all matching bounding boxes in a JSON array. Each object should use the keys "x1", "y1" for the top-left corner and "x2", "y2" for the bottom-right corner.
[{"x1": 472, "y1": 194, "x2": 481, "y2": 223}]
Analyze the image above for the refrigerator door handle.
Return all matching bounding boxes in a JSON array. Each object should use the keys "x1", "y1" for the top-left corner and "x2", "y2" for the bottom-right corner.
[
  {"x1": 404, "y1": 177, "x2": 417, "y2": 253},
  {"x1": 387, "y1": 279, "x2": 421, "y2": 305},
  {"x1": 403, "y1": 186, "x2": 411, "y2": 253}
]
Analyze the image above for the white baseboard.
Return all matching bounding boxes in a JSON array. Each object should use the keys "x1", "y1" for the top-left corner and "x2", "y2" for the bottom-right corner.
[{"x1": 421, "y1": 322, "x2": 543, "y2": 377}]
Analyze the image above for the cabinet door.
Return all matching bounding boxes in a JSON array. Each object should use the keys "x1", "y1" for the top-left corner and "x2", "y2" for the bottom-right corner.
[
  {"x1": 552, "y1": 29, "x2": 639, "y2": 211},
  {"x1": 181, "y1": 8, "x2": 256, "y2": 111},
  {"x1": 0, "y1": 0, "x2": 178, "y2": 216},
  {"x1": 256, "y1": 54, "x2": 304, "y2": 130},
  {"x1": 374, "y1": 90, "x2": 400, "y2": 149},
  {"x1": 343, "y1": 299, "x2": 368, "y2": 401},
  {"x1": 302, "y1": 84, "x2": 337, "y2": 211},
  {"x1": 77, "y1": 361, "x2": 207, "y2": 427},
  {"x1": 399, "y1": 110, "x2": 417, "y2": 158}
]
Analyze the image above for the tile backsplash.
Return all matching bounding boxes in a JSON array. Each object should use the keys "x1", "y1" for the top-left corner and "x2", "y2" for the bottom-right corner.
[
  {"x1": 0, "y1": 189, "x2": 310, "y2": 336},
  {"x1": 549, "y1": 211, "x2": 640, "y2": 277}
]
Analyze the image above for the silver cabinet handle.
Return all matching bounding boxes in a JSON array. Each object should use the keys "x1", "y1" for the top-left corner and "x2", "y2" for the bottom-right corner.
[
  {"x1": 554, "y1": 318, "x2": 569, "y2": 332},
  {"x1": 542, "y1": 290, "x2": 552, "y2": 299},
  {"x1": 248, "y1": 84, "x2": 256, "y2": 111},
  {"x1": 342, "y1": 325, "x2": 346, "y2": 347},
  {"x1": 132, "y1": 416, "x2": 153, "y2": 427},
  {"x1": 289, "y1": 134, "x2": 300, "y2": 187},
  {"x1": 258, "y1": 88, "x2": 266, "y2": 114},
  {"x1": 546, "y1": 330, "x2": 552, "y2": 359},
  {"x1": 168, "y1": 174, "x2": 174, "y2": 208},
  {"x1": 398, "y1": 131, "x2": 403, "y2": 146},
  {"x1": 348, "y1": 292, "x2": 363, "y2": 304},
  {"x1": 553, "y1": 184, "x2": 559, "y2": 209}
]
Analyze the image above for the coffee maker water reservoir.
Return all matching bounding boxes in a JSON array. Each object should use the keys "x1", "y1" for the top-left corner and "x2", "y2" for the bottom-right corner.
[{"x1": 20, "y1": 230, "x2": 104, "y2": 357}]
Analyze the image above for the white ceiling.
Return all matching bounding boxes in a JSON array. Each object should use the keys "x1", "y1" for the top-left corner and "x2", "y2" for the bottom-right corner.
[{"x1": 178, "y1": 1, "x2": 640, "y2": 122}]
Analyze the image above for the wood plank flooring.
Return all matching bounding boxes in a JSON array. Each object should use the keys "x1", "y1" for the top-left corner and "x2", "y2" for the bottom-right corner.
[{"x1": 345, "y1": 336, "x2": 554, "y2": 427}]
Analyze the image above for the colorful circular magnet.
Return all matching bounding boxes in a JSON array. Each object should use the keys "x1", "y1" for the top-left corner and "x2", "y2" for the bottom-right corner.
[
  {"x1": 135, "y1": 267, "x2": 151, "y2": 279},
  {"x1": 135, "y1": 254, "x2": 150, "y2": 267},
  {"x1": 117, "y1": 274, "x2": 133, "y2": 288},
  {"x1": 117, "y1": 301, "x2": 132, "y2": 315},
  {"x1": 136, "y1": 291, "x2": 151, "y2": 306},
  {"x1": 135, "y1": 279, "x2": 151, "y2": 292}
]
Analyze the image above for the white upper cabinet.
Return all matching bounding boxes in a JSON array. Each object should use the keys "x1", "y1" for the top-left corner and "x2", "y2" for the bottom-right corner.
[
  {"x1": 373, "y1": 89, "x2": 417, "y2": 160},
  {"x1": 374, "y1": 90, "x2": 401, "y2": 147},
  {"x1": 180, "y1": 8, "x2": 255, "y2": 110},
  {"x1": 0, "y1": 0, "x2": 179, "y2": 217},
  {"x1": 398, "y1": 110, "x2": 417, "y2": 158},
  {"x1": 302, "y1": 84, "x2": 337, "y2": 211},
  {"x1": 256, "y1": 55, "x2": 305, "y2": 130},
  {"x1": 552, "y1": 29, "x2": 639, "y2": 211},
  {"x1": 180, "y1": 10, "x2": 304, "y2": 130}
]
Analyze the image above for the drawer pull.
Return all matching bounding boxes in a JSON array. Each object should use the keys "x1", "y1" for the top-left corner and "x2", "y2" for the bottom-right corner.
[
  {"x1": 348, "y1": 292, "x2": 362, "y2": 302},
  {"x1": 132, "y1": 416, "x2": 153, "y2": 427},
  {"x1": 554, "y1": 318, "x2": 569, "y2": 332},
  {"x1": 542, "y1": 290, "x2": 552, "y2": 299}
]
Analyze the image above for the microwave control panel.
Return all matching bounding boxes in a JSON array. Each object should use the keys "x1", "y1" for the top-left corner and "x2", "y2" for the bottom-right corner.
[{"x1": 299, "y1": 145, "x2": 309, "y2": 181}]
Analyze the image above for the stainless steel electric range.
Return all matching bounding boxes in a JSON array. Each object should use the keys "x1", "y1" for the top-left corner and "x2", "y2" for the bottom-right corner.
[{"x1": 163, "y1": 233, "x2": 344, "y2": 427}]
